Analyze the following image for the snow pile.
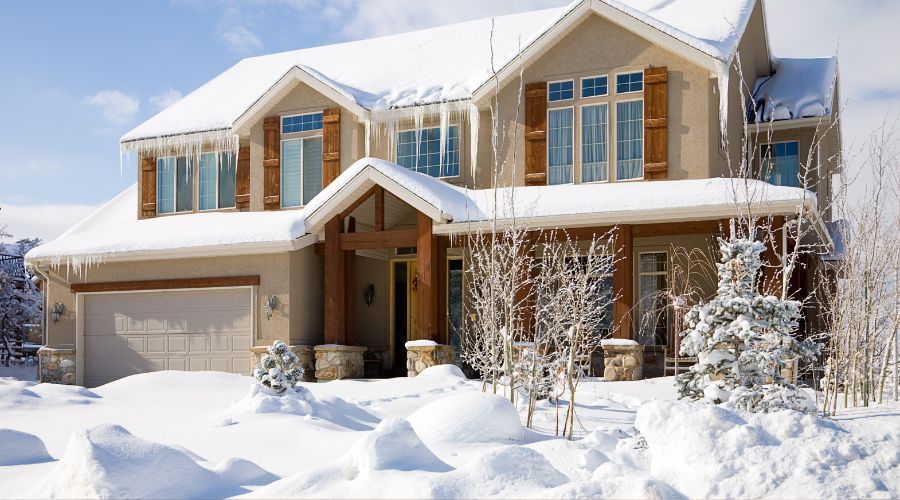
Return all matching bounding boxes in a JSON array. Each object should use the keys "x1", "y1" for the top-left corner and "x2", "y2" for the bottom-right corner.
[
  {"x1": 600, "y1": 338, "x2": 639, "y2": 347},
  {"x1": 752, "y1": 57, "x2": 837, "y2": 122},
  {"x1": 404, "y1": 339, "x2": 438, "y2": 348},
  {"x1": 225, "y1": 384, "x2": 316, "y2": 417},
  {"x1": 407, "y1": 391, "x2": 524, "y2": 445},
  {"x1": 345, "y1": 418, "x2": 452, "y2": 474},
  {"x1": 0, "y1": 429, "x2": 52, "y2": 465},
  {"x1": 634, "y1": 400, "x2": 900, "y2": 498}
]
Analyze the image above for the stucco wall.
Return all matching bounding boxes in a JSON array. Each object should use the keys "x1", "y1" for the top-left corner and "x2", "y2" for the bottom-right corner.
[
  {"x1": 289, "y1": 246, "x2": 324, "y2": 345},
  {"x1": 352, "y1": 255, "x2": 390, "y2": 348}
]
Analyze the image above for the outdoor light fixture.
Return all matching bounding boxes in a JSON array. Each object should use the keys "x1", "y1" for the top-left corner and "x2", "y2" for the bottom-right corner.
[
  {"x1": 264, "y1": 295, "x2": 279, "y2": 320},
  {"x1": 51, "y1": 303, "x2": 65, "y2": 323},
  {"x1": 364, "y1": 284, "x2": 375, "y2": 307}
]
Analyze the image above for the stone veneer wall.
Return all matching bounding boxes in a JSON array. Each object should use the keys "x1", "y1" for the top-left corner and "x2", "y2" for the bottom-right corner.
[
  {"x1": 250, "y1": 345, "x2": 316, "y2": 382},
  {"x1": 38, "y1": 346, "x2": 76, "y2": 384},
  {"x1": 601, "y1": 343, "x2": 644, "y2": 381},
  {"x1": 314, "y1": 345, "x2": 366, "y2": 381},
  {"x1": 406, "y1": 344, "x2": 455, "y2": 377}
]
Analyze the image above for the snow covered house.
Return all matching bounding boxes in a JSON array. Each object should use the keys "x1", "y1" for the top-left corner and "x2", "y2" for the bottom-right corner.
[{"x1": 26, "y1": 0, "x2": 842, "y2": 387}]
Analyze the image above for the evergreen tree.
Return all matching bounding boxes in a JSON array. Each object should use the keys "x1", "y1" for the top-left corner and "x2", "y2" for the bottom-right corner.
[{"x1": 253, "y1": 340, "x2": 304, "y2": 394}]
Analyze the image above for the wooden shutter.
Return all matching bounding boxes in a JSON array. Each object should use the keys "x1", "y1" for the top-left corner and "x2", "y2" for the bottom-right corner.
[
  {"x1": 263, "y1": 116, "x2": 281, "y2": 210},
  {"x1": 644, "y1": 66, "x2": 668, "y2": 180},
  {"x1": 140, "y1": 156, "x2": 157, "y2": 218},
  {"x1": 235, "y1": 146, "x2": 250, "y2": 210},
  {"x1": 322, "y1": 108, "x2": 341, "y2": 187},
  {"x1": 524, "y1": 82, "x2": 548, "y2": 186}
]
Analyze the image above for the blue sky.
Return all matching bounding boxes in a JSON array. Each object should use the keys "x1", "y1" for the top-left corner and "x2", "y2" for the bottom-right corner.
[{"x1": 1, "y1": 0, "x2": 897, "y2": 240}]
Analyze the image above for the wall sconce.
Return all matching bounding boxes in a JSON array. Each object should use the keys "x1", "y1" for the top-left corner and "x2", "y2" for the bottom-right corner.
[
  {"x1": 51, "y1": 303, "x2": 65, "y2": 323},
  {"x1": 364, "y1": 284, "x2": 375, "y2": 307},
  {"x1": 264, "y1": 295, "x2": 279, "y2": 320}
]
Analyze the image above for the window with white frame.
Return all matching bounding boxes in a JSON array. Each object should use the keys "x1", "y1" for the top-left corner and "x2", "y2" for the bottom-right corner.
[
  {"x1": 581, "y1": 75, "x2": 608, "y2": 98},
  {"x1": 396, "y1": 125, "x2": 460, "y2": 178},
  {"x1": 581, "y1": 103, "x2": 609, "y2": 182},
  {"x1": 157, "y1": 156, "x2": 193, "y2": 214},
  {"x1": 281, "y1": 137, "x2": 323, "y2": 207},
  {"x1": 281, "y1": 112, "x2": 323, "y2": 134},
  {"x1": 548, "y1": 108, "x2": 574, "y2": 184},
  {"x1": 616, "y1": 100, "x2": 644, "y2": 180},
  {"x1": 637, "y1": 251, "x2": 669, "y2": 346},
  {"x1": 616, "y1": 72, "x2": 643, "y2": 94},
  {"x1": 199, "y1": 152, "x2": 236, "y2": 210},
  {"x1": 760, "y1": 141, "x2": 800, "y2": 187},
  {"x1": 548, "y1": 80, "x2": 574, "y2": 102}
]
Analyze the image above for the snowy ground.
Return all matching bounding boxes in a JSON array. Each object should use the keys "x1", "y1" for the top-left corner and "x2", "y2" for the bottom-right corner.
[{"x1": 0, "y1": 367, "x2": 897, "y2": 499}]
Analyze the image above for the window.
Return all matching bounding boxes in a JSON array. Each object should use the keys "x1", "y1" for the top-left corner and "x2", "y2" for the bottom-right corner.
[
  {"x1": 448, "y1": 258, "x2": 464, "y2": 364},
  {"x1": 760, "y1": 141, "x2": 800, "y2": 187},
  {"x1": 396, "y1": 125, "x2": 460, "y2": 178},
  {"x1": 548, "y1": 80, "x2": 574, "y2": 102},
  {"x1": 281, "y1": 112, "x2": 323, "y2": 134},
  {"x1": 199, "y1": 152, "x2": 236, "y2": 210},
  {"x1": 548, "y1": 108, "x2": 574, "y2": 185},
  {"x1": 281, "y1": 137, "x2": 323, "y2": 207},
  {"x1": 581, "y1": 104, "x2": 609, "y2": 182},
  {"x1": 637, "y1": 252, "x2": 669, "y2": 346},
  {"x1": 581, "y1": 76, "x2": 608, "y2": 98},
  {"x1": 616, "y1": 72, "x2": 643, "y2": 94},
  {"x1": 616, "y1": 100, "x2": 643, "y2": 180},
  {"x1": 157, "y1": 156, "x2": 193, "y2": 214}
]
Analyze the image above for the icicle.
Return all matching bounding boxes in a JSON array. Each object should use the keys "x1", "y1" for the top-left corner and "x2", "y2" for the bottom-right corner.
[
  {"x1": 439, "y1": 104, "x2": 449, "y2": 170},
  {"x1": 364, "y1": 119, "x2": 371, "y2": 157},
  {"x1": 120, "y1": 128, "x2": 239, "y2": 169},
  {"x1": 716, "y1": 59, "x2": 730, "y2": 152},
  {"x1": 469, "y1": 103, "x2": 480, "y2": 181}
]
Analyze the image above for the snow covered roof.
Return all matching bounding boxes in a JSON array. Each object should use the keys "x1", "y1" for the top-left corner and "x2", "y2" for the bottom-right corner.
[
  {"x1": 121, "y1": 0, "x2": 756, "y2": 144},
  {"x1": 751, "y1": 57, "x2": 838, "y2": 123}
]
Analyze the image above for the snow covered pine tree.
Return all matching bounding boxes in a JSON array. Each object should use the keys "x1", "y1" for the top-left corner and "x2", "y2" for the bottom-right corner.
[
  {"x1": 253, "y1": 341, "x2": 304, "y2": 394},
  {"x1": 676, "y1": 235, "x2": 820, "y2": 412}
]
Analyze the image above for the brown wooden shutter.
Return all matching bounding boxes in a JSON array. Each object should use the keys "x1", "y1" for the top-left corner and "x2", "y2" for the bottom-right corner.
[
  {"x1": 524, "y1": 82, "x2": 548, "y2": 186},
  {"x1": 263, "y1": 116, "x2": 281, "y2": 209},
  {"x1": 140, "y1": 156, "x2": 157, "y2": 218},
  {"x1": 322, "y1": 108, "x2": 341, "y2": 187},
  {"x1": 235, "y1": 146, "x2": 251, "y2": 210},
  {"x1": 644, "y1": 66, "x2": 668, "y2": 180}
]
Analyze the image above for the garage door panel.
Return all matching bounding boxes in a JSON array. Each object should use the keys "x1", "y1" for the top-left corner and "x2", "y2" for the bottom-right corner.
[
  {"x1": 233, "y1": 357, "x2": 250, "y2": 374},
  {"x1": 188, "y1": 335, "x2": 209, "y2": 353},
  {"x1": 167, "y1": 335, "x2": 188, "y2": 353},
  {"x1": 147, "y1": 337, "x2": 167, "y2": 353},
  {"x1": 232, "y1": 335, "x2": 252, "y2": 352},
  {"x1": 188, "y1": 358, "x2": 208, "y2": 371},
  {"x1": 167, "y1": 357, "x2": 186, "y2": 371},
  {"x1": 125, "y1": 336, "x2": 146, "y2": 354}
]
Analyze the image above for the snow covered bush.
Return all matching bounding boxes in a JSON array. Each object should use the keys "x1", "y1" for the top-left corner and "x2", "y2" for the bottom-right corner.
[
  {"x1": 252, "y1": 341, "x2": 303, "y2": 394},
  {"x1": 676, "y1": 235, "x2": 819, "y2": 412}
]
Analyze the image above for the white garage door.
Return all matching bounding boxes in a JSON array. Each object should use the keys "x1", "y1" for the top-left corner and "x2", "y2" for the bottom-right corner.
[{"x1": 82, "y1": 288, "x2": 253, "y2": 387}]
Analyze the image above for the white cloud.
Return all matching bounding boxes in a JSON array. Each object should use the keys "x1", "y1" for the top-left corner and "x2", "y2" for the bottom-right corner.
[
  {"x1": 221, "y1": 24, "x2": 264, "y2": 54},
  {"x1": 0, "y1": 203, "x2": 101, "y2": 242},
  {"x1": 84, "y1": 90, "x2": 140, "y2": 124},
  {"x1": 149, "y1": 88, "x2": 184, "y2": 110}
]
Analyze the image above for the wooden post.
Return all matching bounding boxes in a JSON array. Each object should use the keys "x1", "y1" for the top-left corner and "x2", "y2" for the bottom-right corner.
[
  {"x1": 517, "y1": 232, "x2": 536, "y2": 338},
  {"x1": 436, "y1": 237, "x2": 449, "y2": 345},
  {"x1": 613, "y1": 225, "x2": 634, "y2": 340},
  {"x1": 374, "y1": 187, "x2": 385, "y2": 232},
  {"x1": 416, "y1": 213, "x2": 438, "y2": 341},
  {"x1": 324, "y1": 216, "x2": 346, "y2": 344},
  {"x1": 345, "y1": 217, "x2": 356, "y2": 346}
]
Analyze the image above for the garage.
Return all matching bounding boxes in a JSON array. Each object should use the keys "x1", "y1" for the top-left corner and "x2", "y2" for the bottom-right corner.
[{"x1": 81, "y1": 288, "x2": 254, "y2": 387}]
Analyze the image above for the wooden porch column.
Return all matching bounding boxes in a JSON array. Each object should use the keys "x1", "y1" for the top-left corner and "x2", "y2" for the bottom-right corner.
[
  {"x1": 416, "y1": 212, "x2": 438, "y2": 341},
  {"x1": 345, "y1": 217, "x2": 356, "y2": 346},
  {"x1": 612, "y1": 224, "x2": 634, "y2": 340},
  {"x1": 436, "y1": 236, "x2": 449, "y2": 345},
  {"x1": 324, "y1": 216, "x2": 346, "y2": 344},
  {"x1": 517, "y1": 232, "x2": 537, "y2": 338}
]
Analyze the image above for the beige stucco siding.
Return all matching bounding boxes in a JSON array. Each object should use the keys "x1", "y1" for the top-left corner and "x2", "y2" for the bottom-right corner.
[
  {"x1": 352, "y1": 255, "x2": 390, "y2": 349},
  {"x1": 289, "y1": 247, "x2": 324, "y2": 345}
]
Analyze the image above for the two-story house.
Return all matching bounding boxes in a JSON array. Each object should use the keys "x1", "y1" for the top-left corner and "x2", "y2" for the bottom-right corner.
[{"x1": 26, "y1": 0, "x2": 841, "y2": 387}]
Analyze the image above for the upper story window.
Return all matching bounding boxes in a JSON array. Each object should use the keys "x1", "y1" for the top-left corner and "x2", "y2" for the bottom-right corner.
[
  {"x1": 199, "y1": 152, "x2": 236, "y2": 210},
  {"x1": 760, "y1": 141, "x2": 800, "y2": 187},
  {"x1": 581, "y1": 76, "x2": 608, "y2": 98},
  {"x1": 282, "y1": 112, "x2": 323, "y2": 134},
  {"x1": 548, "y1": 80, "x2": 574, "y2": 102},
  {"x1": 157, "y1": 156, "x2": 193, "y2": 214},
  {"x1": 397, "y1": 125, "x2": 460, "y2": 178},
  {"x1": 548, "y1": 107, "x2": 574, "y2": 185},
  {"x1": 616, "y1": 72, "x2": 644, "y2": 94},
  {"x1": 616, "y1": 100, "x2": 644, "y2": 180},
  {"x1": 281, "y1": 137, "x2": 323, "y2": 207},
  {"x1": 581, "y1": 103, "x2": 609, "y2": 182}
]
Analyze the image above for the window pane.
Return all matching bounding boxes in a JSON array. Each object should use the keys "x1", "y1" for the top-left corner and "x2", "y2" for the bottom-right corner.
[
  {"x1": 616, "y1": 100, "x2": 643, "y2": 180},
  {"x1": 175, "y1": 156, "x2": 192, "y2": 212},
  {"x1": 548, "y1": 108, "x2": 574, "y2": 185},
  {"x1": 218, "y1": 152, "x2": 236, "y2": 208},
  {"x1": 397, "y1": 131, "x2": 417, "y2": 170},
  {"x1": 282, "y1": 112, "x2": 324, "y2": 134},
  {"x1": 302, "y1": 137, "x2": 323, "y2": 205},
  {"x1": 443, "y1": 125, "x2": 460, "y2": 177},
  {"x1": 761, "y1": 141, "x2": 800, "y2": 187},
  {"x1": 639, "y1": 252, "x2": 667, "y2": 273},
  {"x1": 199, "y1": 153, "x2": 217, "y2": 210},
  {"x1": 156, "y1": 157, "x2": 175, "y2": 214},
  {"x1": 281, "y1": 139, "x2": 302, "y2": 207},
  {"x1": 616, "y1": 72, "x2": 643, "y2": 93},
  {"x1": 582, "y1": 104, "x2": 608, "y2": 182},
  {"x1": 638, "y1": 252, "x2": 668, "y2": 346},
  {"x1": 581, "y1": 76, "x2": 608, "y2": 98},
  {"x1": 594, "y1": 275, "x2": 614, "y2": 338},
  {"x1": 396, "y1": 125, "x2": 459, "y2": 178},
  {"x1": 548, "y1": 80, "x2": 574, "y2": 102}
]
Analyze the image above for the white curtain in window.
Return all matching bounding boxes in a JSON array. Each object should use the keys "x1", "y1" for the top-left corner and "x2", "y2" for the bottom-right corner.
[
  {"x1": 199, "y1": 153, "x2": 217, "y2": 210},
  {"x1": 616, "y1": 100, "x2": 643, "y2": 180},
  {"x1": 281, "y1": 139, "x2": 302, "y2": 208},
  {"x1": 548, "y1": 108, "x2": 574, "y2": 185},
  {"x1": 302, "y1": 137, "x2": 323, "y2": 205},
  {"x1": 156, "y1": 158, "x2": 175, "y2": 214},
  {"x1": 582, "y1": 104, "x2": 608, "y2": 182}
]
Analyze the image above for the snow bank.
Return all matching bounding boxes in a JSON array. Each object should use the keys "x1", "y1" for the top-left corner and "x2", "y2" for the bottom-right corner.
[
  {"x1": 408, "y1": 391, "x2": 524, "y2": 445},
  {"x1": 415, "y1": 364, "x2": 467, "y2": 380},
  {"x1": 346, "y1": 418, "x2": 451, "y2": 474},
  {"x1": 225, "y1": 384, "x2": 316, "y2": 417},
  {"x1": 404, "y1": 339, "x2": 438, "y2": 348},
  {"x1": 0, "y1": 429, "x2": 52, "y2": 465},
  {"x1": 752, "y1": 57, "x2": 837, "y2": 122}
]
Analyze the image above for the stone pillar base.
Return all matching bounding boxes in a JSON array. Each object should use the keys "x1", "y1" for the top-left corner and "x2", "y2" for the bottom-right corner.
[
  {"x1": 38, "y1": 346, "x2": 76, "y2": 385},
  {"x1": 250, "y1": 344, "x2": 315, "y2": 382},
  {"x1": 601, "y1": 341, "x2": 644, "y2": 381},
  {"x1": 314, "y1": 345, "x2": 366, "y2": 382},
  {"x1": 406, "y1": 342, "x2": 455, "y2": 377}
]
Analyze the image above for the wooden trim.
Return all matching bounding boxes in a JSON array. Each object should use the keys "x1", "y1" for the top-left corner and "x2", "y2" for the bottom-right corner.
[
  {"x1": 374, "y1": 186, "x2": 385, "y2": 232},
  {"x1": 263, "y1": 116, "x2": 281, "y2": 209},
  {"x1": 339, "y1": 186, "x2": 377, "y2": 220},
  {"x1": 612, "y1": 224, "x2": 633, "y2": 340},
  {"x1": 416, "y1": 212, "x2": 438, "y2": 341},
  {"x1": 322, "y1": 107, "x2": 341, "y2": 187},
  {"x1": 140, "y1": 156, "x2": 157, "y2": 218},
  {"x1": 345, "y1": 217, "x2": 356, "y2": 346},
  {"x1": 70, "y1": 276, "x2": 260, "y2": 293},
  {"x1": 643, "y1": 66, "x2": 668, "y2": 180},
  {"x1": 324, "y1": 216, "x2": 346, "y2": 344},
  {"x1": 235, "y1": 146, "x2": 251, "y2": 209},
  {"x1": 339, "y1": 229, "x2": 417, "y2": 250},
  {"x1": 524, "y1": 82, "x2": 548, "y2": 186}
]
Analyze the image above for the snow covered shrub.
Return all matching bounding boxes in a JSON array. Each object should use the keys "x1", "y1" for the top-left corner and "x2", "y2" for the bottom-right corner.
[
  {"x1": 253, "y1": 341, "x2": 303, "y2": 394},
  {"x1": 676, "y1": 236, "x2": 819, "y2": 412}
]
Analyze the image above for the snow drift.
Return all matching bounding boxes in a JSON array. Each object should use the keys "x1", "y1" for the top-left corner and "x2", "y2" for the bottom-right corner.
[
  {"x1": 407, "y1": 391, "x2": 525, "y2": 445},
  {"x1": 0, "y1": 428, "x2": 52, "y2": 465}
]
